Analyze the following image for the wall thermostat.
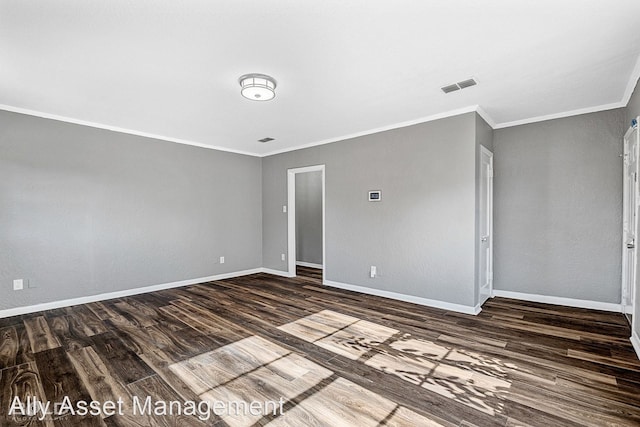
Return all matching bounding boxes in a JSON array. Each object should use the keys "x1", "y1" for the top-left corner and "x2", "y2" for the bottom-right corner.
[{"x1": 368, "y1": 191, "x2": 382, "y2": 201}]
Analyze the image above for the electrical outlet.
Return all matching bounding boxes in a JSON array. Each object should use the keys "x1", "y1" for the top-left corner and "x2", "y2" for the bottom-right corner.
[
  {"x1": 219, "y1": 256, "x2": 225, "y2": 264},
  {"x1": 370, "y1": 266, "x2": 377, "y2": 278},
  {"x1": 13, "y1": 279, "x2": 24, "y2": 291},
  {"x1": 281, "y1": 253, "x2": 286, "y2": 261}
]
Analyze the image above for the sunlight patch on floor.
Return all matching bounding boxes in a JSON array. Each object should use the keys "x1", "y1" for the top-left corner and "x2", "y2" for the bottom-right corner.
[
  {"x1": 169, "y1": 334, "x2": 441, "y2": 426},
  {"x1": 266, "y1": 377, "x2": 443, "y2": 427},
  {"x1": 279, "y1": 310, "x2": 513, "y2": 416}
]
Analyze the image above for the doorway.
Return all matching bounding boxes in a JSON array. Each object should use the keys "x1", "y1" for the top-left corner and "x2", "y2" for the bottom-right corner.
[
  {"x1": 622, "y1": 121, "x2": 639, "y2": 325},
  {"x1": 478, "y1": 146, "x2": 494, "y2": 306},
  {"x1": 287, "y1": 165, "x2": 325, "y2": 278}
]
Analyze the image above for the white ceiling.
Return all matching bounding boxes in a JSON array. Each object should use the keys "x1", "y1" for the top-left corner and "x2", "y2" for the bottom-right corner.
[{"x1": 1, "y1": 0, "x2": 639, "y2": 156}]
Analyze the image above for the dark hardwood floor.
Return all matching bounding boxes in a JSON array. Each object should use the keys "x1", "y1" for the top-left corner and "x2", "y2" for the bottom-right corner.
[{"x1": 1, "y1": 266, "x2": 639, "y2": 426}]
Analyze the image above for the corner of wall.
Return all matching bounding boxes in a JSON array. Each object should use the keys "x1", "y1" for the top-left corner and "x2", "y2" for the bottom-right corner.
[{"x1": 631, "y1": 330, "x2": 640, "y2": 361}]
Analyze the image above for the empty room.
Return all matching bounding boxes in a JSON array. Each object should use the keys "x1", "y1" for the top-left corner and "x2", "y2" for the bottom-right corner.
[{"x1": 2, "y1": 1, "x2": 640, "y2": 426}]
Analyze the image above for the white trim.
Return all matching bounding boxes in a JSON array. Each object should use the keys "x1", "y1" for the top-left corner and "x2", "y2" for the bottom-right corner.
[
  {"x1": 322, "y1": 169, "x2": 326, "y2": 278},
  {"x1": 631, "y1": 331, "x2": 640, "y2": 361},
  {"x1": 323, "y1": 279, "x2": 481, "y2": 315},
  {"x1": 478, "y1": 146, "x2": 494, "y2": 306},
  {"x1": 287, "y1": 165, "x2": 326, "y2": 175},
  {"x1": 475, "y1": 105, "x2": 497, "y2": 128},
  {"x1": 1, "y1": 103, "x2": 482, "y2": 158},
  {"x1": 622, "y1": 122, "x2": 640, "y2": 320},
  {"x1": 0, "y1": 104, "x2": 483, "y2": 158},
  {"x1": 0, "y1": 268, "x2": 263, "y2": 319},
  {"x1": 287, "y1": 165, "x2": 326, "y2": 278},
  {"x1": 260, "y1": 268, "x2": 296, "y2": 278},
  {"x1": 287, "y1": 171, "x2": 296, "y2": 275},
  {"x1": 0, "y1": 104, "x2": 258, "y2": 157},
  {"x1": 622, "y1": 55, "x2": 640, "y2": 107},
  {"x1": 492, "y1": 290, "x2": 622, "y2": 313},
  {"x1": 263, "y1": 106, "x2": 481, "y2": 156},
  {"x1": 493, "y1": 102, "x2": 624, "y2": 129},
  {"x1": 296, "y1": 261, "x2": 324, "y2": 269},
  {"x1": 626, "y1": 120, "x2": 639, "y2": 140}
]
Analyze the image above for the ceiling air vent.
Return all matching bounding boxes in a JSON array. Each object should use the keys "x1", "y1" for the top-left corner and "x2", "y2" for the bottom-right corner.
[
  {"x1": 441, "y1": 84, "x2": 460, "y2": 94},
  {"x1": 441, "y1": 77, "x2": 478, "y2": 94},
  {"x1": 457, "y1": 78, "x2": 477, "y2": 89},
  {"x1": 258, "y1": 137, "x2": 275, "y2": 143}
]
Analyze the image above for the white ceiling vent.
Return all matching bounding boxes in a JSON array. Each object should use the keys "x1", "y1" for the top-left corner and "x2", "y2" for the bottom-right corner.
[
  {"x1": 441, "y1": 84, "x2": 460, "y2": 94},
  {"x1": 441, "y1": 78, "x2": 478, "y2": 94},
  {"x1": 258, "y1": 137, "x2": 275, "y2": 143},
  {"x1": 457, "y1": 78, "x2": 477, "y2": 89}
]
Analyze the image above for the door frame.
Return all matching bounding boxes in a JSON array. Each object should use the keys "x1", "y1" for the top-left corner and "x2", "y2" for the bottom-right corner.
[
  {"x1": 622, "y1": 119, "x2": 639, "y2": 325},
  {"x1": 479, "y1": 145, "x2": 494, "y2": 304},
  {"x1": 287, "y1": 165, "x2": 326, "y2": 277}
]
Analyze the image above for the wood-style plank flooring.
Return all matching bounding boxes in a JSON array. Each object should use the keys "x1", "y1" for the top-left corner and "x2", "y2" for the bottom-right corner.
[{"x1": 1, "y1": 266, "x2": 639, "y2": 426}]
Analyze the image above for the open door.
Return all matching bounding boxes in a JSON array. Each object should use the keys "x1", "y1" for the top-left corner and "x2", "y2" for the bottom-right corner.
[
  {"x1": 287, "y1": 165, "x2": 326, "y2": 278},
  {"x1": 478, "y1": 146, "x2": 494, "y2": 306},
  {"x1": 623, "y1": 121, "x2": 639, "y2": 324}
]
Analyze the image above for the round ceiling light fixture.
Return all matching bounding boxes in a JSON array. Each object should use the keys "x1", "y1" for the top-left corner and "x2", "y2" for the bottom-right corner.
[{"x1": 239, "y1": 73, "x2": 277, "y2": 101}]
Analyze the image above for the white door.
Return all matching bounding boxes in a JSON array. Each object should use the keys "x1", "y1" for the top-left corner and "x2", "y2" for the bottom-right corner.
[
  {"x1": 478, "y1": 146, "x2": 494, "y2": 306},
  {"x1": 623, "y1": 123, "x2": 639, "y2": 323}
]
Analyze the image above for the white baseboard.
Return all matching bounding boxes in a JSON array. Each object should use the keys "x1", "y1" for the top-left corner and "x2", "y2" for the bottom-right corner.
[
  {"x1": 296, "y1": 261, "x2": 323, "y2": 269},
  {"x1": 260, "y1": 268, "x2": 296, "y2": 278},
  {"x1": 0, "y1": 268, "x2": 263, "y2": 319},
  {"x1": 323, "y1": 279, "x2": 480, "y2": 315},
  {"x1": 492, "y1": 290, "x2": 622, "y2": 312},
  {"x1": 631, "y1": 331, "x2": 640, "y2": 361}
]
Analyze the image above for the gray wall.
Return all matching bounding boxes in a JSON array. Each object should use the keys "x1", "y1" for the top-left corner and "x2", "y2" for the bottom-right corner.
[
  {"x1": 263, "y1": 112, "x2": 478, "y2": 307},
  {"x1": 493, "y1": 109, "x2": 625, "y2": 303},
  {"x1": 474, "y1": 115, "x2": 494, "y2": 305},
  {"x1": 0, "y1": 111, "x2": 262, "y2": 311},
  {"x1": 295, "y1": 171, "x2": 323, "y2": 265}
]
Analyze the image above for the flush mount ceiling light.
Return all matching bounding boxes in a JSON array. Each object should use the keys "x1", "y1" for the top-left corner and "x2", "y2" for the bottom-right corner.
[{"x1": 239, "y1": 73, "x2": 277, "y2": 101}]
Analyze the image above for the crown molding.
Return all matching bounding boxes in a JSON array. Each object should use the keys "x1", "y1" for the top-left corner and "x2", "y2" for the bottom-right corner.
[
  {"x1": 492, "y1": 101, "x2": 625, "y2": 130},
  {"x1": 475, "y1": 105, "x2": 497, "y2": 128},
  {"x1": 0, "y1": 103, "x2": 484, "y2": 158},
  {"x1": 0, "y1": 104, "x2": 259, "y2": 157},
  {"x1": 260, "y1": 106, "x2": 482, "y2": 157},
  {"x1": 493, "y1": 54, "x2": 640, "y2": 130},
  {"x1": 622, "y1": 54, "x2": 640, "y2": 107}
]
